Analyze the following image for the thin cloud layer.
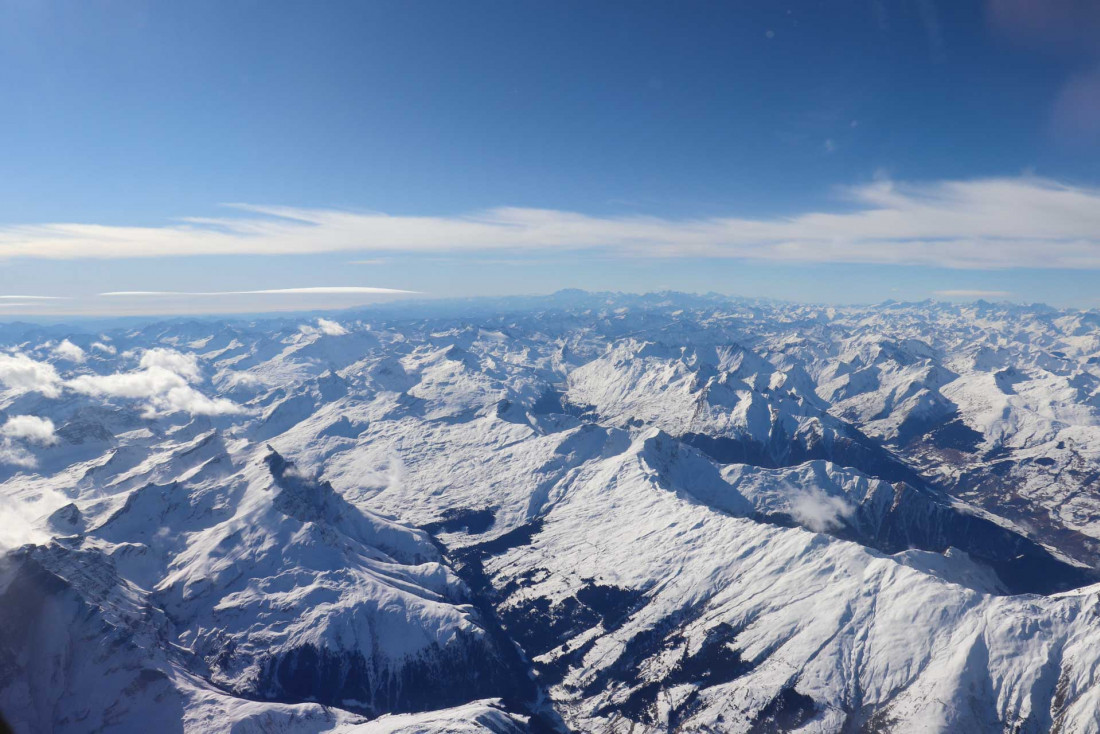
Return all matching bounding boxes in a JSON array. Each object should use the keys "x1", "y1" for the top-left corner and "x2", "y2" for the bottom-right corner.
[
  {"x1": 0, "y1": 442, "x2": 36, "y2": 469},
  {"x1": 4, "y1": 177, "x2": 1100, "y2": 269},
  {"x1": 934, "y1": 289, "x2": 1013, "y2": 298}
]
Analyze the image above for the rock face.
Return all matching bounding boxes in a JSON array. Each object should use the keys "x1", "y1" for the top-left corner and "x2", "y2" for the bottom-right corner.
[
  {"x1": 2, "y1": 292, "x2": 1100, "y2": 732},
  {"x1": 0, "y1": 544, "x2": 186, "y2": 734}
]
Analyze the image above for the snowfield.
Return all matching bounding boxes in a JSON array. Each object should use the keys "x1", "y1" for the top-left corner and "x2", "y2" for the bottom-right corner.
[{"x1": 2, "y1": 291, "x2": 1100, "y2": 732}]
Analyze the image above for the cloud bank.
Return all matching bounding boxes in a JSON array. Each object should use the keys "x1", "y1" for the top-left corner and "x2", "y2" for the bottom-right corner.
[{"x1": 4, "y1": 177, "x2": 1100, "y2": 269}]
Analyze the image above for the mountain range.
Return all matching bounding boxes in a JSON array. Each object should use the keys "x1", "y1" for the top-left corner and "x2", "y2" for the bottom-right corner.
[{"x1": 2, "y1": 291, "x2": 1100, "y2": 732}]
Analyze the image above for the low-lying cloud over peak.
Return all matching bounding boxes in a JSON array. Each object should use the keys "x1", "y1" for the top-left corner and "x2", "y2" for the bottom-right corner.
[
  {"x1": 297, "y1": 318, "x2": 351, "y2": 337},
  {"x1": 4, "y1": 177, "x2": 1100, "y2": 270},
  {"x1": 52, "y1": 339, "x2": 86, "y2": 363}
]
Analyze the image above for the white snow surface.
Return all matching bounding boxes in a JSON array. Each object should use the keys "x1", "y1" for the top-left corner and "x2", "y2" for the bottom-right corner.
[{"x1": 2, "y1": 293, "x2": 1100, "y2": 733}]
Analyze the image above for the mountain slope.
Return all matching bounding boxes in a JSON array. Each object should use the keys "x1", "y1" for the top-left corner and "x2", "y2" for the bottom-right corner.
[{"x1": 2, "y1": 293, "x2": 1100, "y2": 732}]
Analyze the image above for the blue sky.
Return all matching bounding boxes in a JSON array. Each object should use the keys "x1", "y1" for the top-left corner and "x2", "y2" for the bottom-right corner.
[{"x1": 2, "y1": 0, "x2": 1100, "y2": 315}]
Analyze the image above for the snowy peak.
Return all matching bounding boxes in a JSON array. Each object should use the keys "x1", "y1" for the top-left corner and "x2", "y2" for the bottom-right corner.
[
  {"x1": 264, "y1": 448, "x2": 439, "y2": 565},
  {"x1": 4, "y1": 292, "x2": 1100, "y2": 732}
]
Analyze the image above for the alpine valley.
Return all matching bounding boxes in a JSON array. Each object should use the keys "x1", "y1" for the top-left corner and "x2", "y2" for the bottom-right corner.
[{"x1": 3, "y1": 291, "x2": 1100, "y2": 733}]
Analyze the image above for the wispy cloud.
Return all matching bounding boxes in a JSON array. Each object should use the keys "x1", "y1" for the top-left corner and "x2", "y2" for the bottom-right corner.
[
  {"x1": 3, "y1": 177, "x2": 1100, "y2": 269},
  {"x1": 99, "y1": 286, "x2": 417, "y2": 297},
  {"x1": 934, "y1": 289, "x2": 1013, "y2": 298},
  {"x1": 0, "y1": 295, "x2": 67, "y2": 308}
]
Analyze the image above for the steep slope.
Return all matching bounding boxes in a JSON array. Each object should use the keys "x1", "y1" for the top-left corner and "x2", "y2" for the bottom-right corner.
[{"x1": 471, "y1": 431, "x2": 1100, "y2": 732}]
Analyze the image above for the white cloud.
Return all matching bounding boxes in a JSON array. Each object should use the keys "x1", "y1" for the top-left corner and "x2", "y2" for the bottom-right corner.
[
  {"x1": 0, "y1": 441, "x2": 36, "y2": 468},
  {"x1": 68, "y1": 367, "x2": 190, "y2": 400},
  {"x1": 1, "y1": 415, "x2": 57, "y2": 445},
  {"x1": 788, "y1": 486, "x2": 855, "y2": 533},
  {"x1": 299, "y1": 319, "x2": 348, "y2": 336},
  {"x1": 157, "y1": 384, "x2": 243, "y2": 417},
  {"x1": 0, "y1": 295, "x2": 65, "y2": 311},
  {"x1": 315, "y1": 318, "x2": 348, "y2": 336},
  {"x1": 70, "y1": 347, "x2": 235, "y2": 416},
  {"x1": 68, "y1": 365, "x2": 240, "y2": 417},
  {"x1": 933, "y1": 289, "x2": 1013, "y2": 298},
  {"x1": 0, "y1": 353, "x2": 62, "y2": 398},
  {"x1": 53, "y1": 339, "x2": 86, "y2": 363},
  {"x1": 0, "y1": 348, "x2": 239, "y2": 417},
  {"x1": 5, "y1": 177, "x2": 1100, "y2": 269},
  {"x1": 139, "y1": 348, "x2": 202, "y2": 381},
  {"x1": 91, "y1": 341, "x2": 117, "y2": 355}
]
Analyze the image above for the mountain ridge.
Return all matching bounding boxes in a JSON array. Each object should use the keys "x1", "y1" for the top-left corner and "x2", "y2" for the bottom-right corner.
[{"x1": 2, "y1": 291, "x2": 1100, "y2": 732}]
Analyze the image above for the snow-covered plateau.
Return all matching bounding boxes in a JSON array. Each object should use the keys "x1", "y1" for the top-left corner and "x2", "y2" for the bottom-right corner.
[{"x1": 2, "y1": 291, "x2": 1100, "y2": 733}]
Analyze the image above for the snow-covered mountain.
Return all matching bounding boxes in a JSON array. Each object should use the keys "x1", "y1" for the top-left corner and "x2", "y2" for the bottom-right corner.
[{"x1": 3, "y1": 292, "x2": 1100, "y2": 732}]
